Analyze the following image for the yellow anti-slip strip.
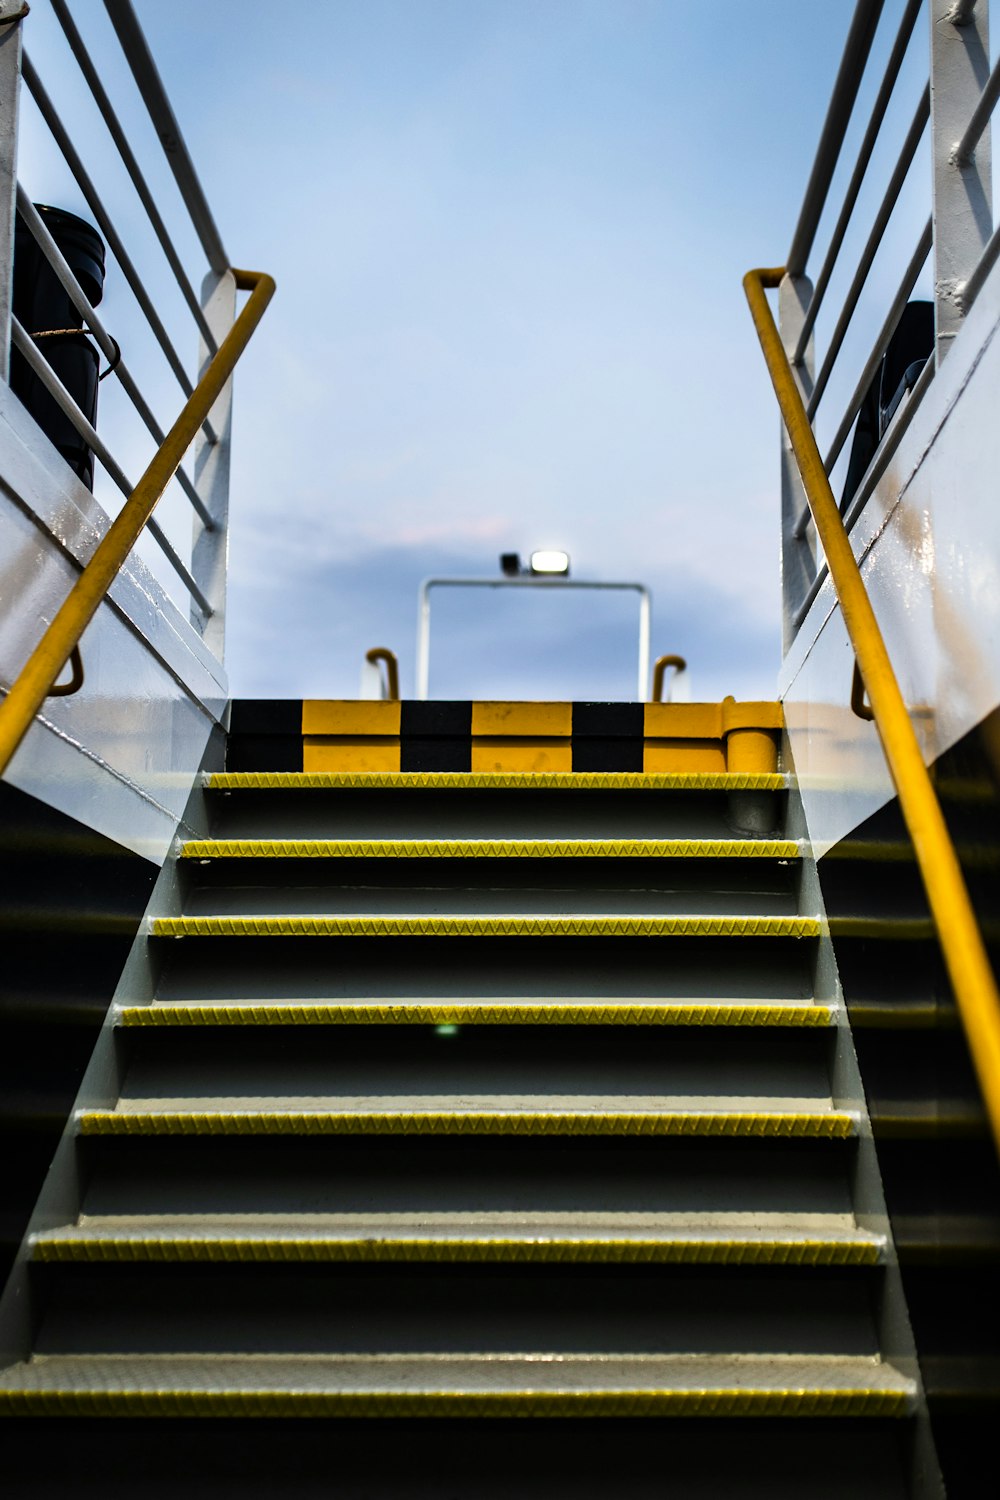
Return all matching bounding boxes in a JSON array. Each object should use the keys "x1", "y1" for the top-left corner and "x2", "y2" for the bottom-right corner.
[
  {"x1": 78, "y1": 1110, "x2": 857, "y2": 1138},
  {"x1": 0, "y1": 1387, "x2": 910, "y2": 1419},
  {"x1": 32, "y1": 1235, "x2": 880, "y2": 1267},
  {"x1": 119, "y1": 1001, "x2": 833, "y2": 1028},
  {"x1": 153, "y1": 915, "x2": 821, "y2": 939},
  {"x1": 180, "y1": 838, "x2": 801, "y2": 861},
  {"x1": 208, "y1": 770, "x2": 788, "y2": 791}
]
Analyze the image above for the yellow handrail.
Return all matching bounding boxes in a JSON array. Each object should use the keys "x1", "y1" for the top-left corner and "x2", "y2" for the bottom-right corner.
[
  {"x1": 744, "y1": 265, "x2": 1000, "y2": 1152},
  {"x1": 0, "y1": 266, "x2": 275, "y2": 778}
]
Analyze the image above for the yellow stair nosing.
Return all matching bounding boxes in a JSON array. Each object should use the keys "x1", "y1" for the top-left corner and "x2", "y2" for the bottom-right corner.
[
  {"x1": 117, "y1": 1000, "x2": 834, "y2": 1028},
  {"x1": 77, "y1": 1108, "x2": 859, "y2": 1139},
  {"x1": 152, "y1": 915, "x2": 823, "y2": 939},
  {"x1": 206, "y1": 770, "x2": 790, "y2": 792},
  {"x1": 0, "y1": 1353, "x2": 918, "y2": 1419},
  {"x1": 179, "y1": 838, "x2": 802, "y2": 861},
  {"x1": 31, "y1": 1231, "x2": 885, "y2": 1267}
]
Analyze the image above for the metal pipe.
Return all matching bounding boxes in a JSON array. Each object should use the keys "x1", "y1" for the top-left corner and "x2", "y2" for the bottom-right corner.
[
  {"x1": 745, "y1": 263, "x2": 1000, "y2": 1154},
  {"x1": 0, "y1": 267, "x2": 273, "y2": 775},
  {"x1": 806, "y1": 86, "x2": 930, "y2": 418},
  {"x1": 786, "y1": 0, "x2": 886, "y2": 276},
  {"x1": 948, "y1": 0, "x2": 978, "y2": 24},
  {"x1": 365, "y1": 647, "x2": 399, "y2": 702},
  {"x1": 48, "y1": 0, "x2": 218, "y2": 354},
  {"x1": 793, "y1": 0, "x2": 923, "y2": 364},
  {"x1": 16, "y1": 189, "x2": 213, "y2": 528},
  {"x1": 103, "y1": 0, "x2": 229, "y2": 275},
  {"x1": 415, "y1": 577, "x2": 651, "y2": 702},
  {"x1": 20, "y1": 53, "x2": 218, "y2": 445},
  {"x1": 10, "y1": 315, "x2": 212, "y2": 615},
  {"x1": 651, "y1": 654, "x2": 687, "y2": 704}
]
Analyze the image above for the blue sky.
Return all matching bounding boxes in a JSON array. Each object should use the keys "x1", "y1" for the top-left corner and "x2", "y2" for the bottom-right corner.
[{"x1": 18, "y1": 1, "x2": 930, "y2": 702}]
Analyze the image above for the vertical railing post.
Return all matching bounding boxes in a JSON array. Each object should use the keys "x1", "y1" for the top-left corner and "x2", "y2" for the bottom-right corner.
[
  {"x1": 930, "y1": 0, "x2": 992, "y2": 364},
  {"x1": 779, "y1": 274, "x2": 816, "y2": 649},
  {"x1": 0, "y1": 2, "x2": 25, "y2": 383},
  {"x1": 190, "y1": 269, "x2": 235, "y2": 659}
]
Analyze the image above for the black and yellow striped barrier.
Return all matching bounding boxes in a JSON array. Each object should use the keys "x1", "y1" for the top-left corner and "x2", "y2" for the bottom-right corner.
[{"x1": 226, "y1": 698, "x2": 784, "y2": 775}]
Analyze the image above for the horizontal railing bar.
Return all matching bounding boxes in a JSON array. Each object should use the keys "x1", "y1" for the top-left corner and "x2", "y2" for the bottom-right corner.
[
  {"x1": 791, "y1": 354, "x2": 935, "y2": 631},
  {"x1": 746, "y1": 264, "x2": 1000, "y2": 1158},
  {"x1": 793, "y1": 0, "x2": 923, "y2": 364},
  {"x1": 48, "y1": 0, "x2": 218, "y2": 356},
  {"x1": 953, "y1": 49, "x2": 1000, "y2": 164},
  {"x1": 821, "y1": 218, "x2": 932, "y2": 475},
  {"x1": 16, "y1": 189, "x2": 214, "y2": 530},
  {"x1": 806, "y1": 85, "x2": 930, "y2": 419},
  {"x1": 103, "y1": 0, "x2": 229, "y2": 275},
  {"x1": 10, "y1": 314, "x2": 212, "y2": 616},
  {"x1": 794, "y1": 216, "x2": 933, "y2": 540},
  {"x1": 961, "y1": 208, "x2": 1000, "y2": 311},
  {"x1": 20, "y1": 53, "x2": 218, "y2": 447},
  {"x1": 0, "y1": 269, "x2": 274, "y2": 777},
  {"x1": 787, "y1": 0, "x2": 886, "y2": 277}
]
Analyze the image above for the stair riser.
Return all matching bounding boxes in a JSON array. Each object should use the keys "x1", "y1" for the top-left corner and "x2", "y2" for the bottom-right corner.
[
  {"x1": 0, "y1": 1417, "x2": 913, "y2": 1499},
  {"x1": 153, "y1": 935, "x2": 817, "y2": 1004},
  {"x1": 180, "y1": 857, "x2": 802, "y2": 919},
  {"x1": 79, "y1": 1138, "x2": 858, "y2": 1218},
  {"x1": 32, "y1": 1263, "x2": 883, "y2": 1358},
  {"x1": 115, "y1": 1026, "x2": 835, "y2": 1107},
  {"x1": 207, "y1": 789, "x2": 787, "y2": 842}
]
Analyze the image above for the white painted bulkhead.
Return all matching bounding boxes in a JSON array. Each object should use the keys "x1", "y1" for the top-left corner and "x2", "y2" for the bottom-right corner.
[
  {"x1": 0, "y1": 376, "x2": 226, "y2": 864},
  {"x1": 780, "y1": 249, "x2": 1000, "y2": 857}
]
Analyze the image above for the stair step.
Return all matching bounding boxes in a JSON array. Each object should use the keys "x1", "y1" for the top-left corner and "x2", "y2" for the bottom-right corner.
[
  {"x1": 30, "y1": 1213, "x2": 886, "y2": 1265},
  {"x1": 78, "y1": 1104, "x2": 858, "y2": 1138},
  {"x1": 118, "y1": 1000, "x2": 833, "y2": 1027},
  {"x1": 153, "y1": 915, "x2": 822, "y2": 939},
  {"x1": 208, "y1": 771, "x2": 790, "y2": 792},
  {"x1": 180, "y1": 838, "x2": 801, "y2": 860},
  {"x1": 0, "y1": 1352, "x2": 916, "y2": 1417}
]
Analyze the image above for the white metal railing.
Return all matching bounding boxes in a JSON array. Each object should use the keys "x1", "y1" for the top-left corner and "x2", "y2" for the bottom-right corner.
[
  {"x1": 0, "y1": 0, "x2": 240, "y2": 656},
  {"x1": 780, "y1": 0, "x2": 1000, "y2": 648}
]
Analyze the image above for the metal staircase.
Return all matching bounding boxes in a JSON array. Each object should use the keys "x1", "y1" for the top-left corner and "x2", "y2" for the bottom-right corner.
[{"x1": 0, "y1": 748, "x2": 931, "y2": 1496}]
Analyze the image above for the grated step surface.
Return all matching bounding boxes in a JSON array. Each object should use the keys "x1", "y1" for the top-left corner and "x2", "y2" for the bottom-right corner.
[{"x1": 0, "y1": 1351, "x2": 916, "y2": 1418}]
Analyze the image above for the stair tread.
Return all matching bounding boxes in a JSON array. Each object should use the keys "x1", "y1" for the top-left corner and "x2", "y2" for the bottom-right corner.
[
  {"x1": 119, "y1": 999, "x2": 832, "y2": 1027},
  {"x1": 31, "y1": 1212, "x2": 885, "y2": 1264},
  {"x1": 153, "y1": 914, "x2": 822, "y2": 938},
  {"x1": 208, "y1": 771, "x2": 790, "y2": 792},
  {"x1": 0, "y1": 1352, "x2": 916, "y2": 1416},
  {"x1": 180, "y1": 838, "x2": 801, "y2": 860}
]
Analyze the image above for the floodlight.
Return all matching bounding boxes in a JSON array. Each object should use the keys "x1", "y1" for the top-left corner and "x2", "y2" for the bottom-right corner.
[
  {"x1": 500, "y1": 552, "x2": 522, "y2": 577},
  {"x1": 530, "y1": 550, "x2": 570, "y2": 576}
]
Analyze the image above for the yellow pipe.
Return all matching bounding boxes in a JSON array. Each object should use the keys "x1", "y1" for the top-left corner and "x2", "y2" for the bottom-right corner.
[
  {"x1": 744, "y1": 264, "x2": 1000, "y2": 1152},
  {"x1": 0, "y1": 267, "x2": 275, "y2": 778}
]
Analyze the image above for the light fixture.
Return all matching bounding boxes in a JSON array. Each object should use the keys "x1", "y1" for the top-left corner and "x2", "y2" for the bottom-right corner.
[
  {"x1": 530, "y1": 549, "x2": 570, "y2": 576},
  {"x1": 500, "y1": 552, "x2": 522, "y2": 577}
]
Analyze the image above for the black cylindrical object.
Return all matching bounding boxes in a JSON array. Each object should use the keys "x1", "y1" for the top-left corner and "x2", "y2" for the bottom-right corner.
[{"x1": 11, "y1": 205, "x2": 106, "y2": 491}]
